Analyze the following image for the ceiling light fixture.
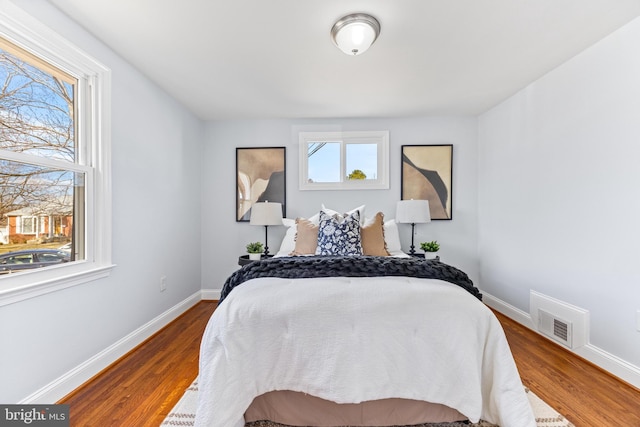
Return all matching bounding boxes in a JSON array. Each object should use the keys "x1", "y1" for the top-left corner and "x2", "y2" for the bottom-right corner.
[{"x1": 331, "y1": 13, "x2": 381, "y2": 56}]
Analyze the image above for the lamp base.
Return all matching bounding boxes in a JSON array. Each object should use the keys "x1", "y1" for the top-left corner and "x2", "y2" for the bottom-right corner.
[
  {"x1": 263, "y1": 225, "x2": 270, "y2": 256},
  {"x1": 408, "y1": 222, "x2": 416, "y2": 255}
]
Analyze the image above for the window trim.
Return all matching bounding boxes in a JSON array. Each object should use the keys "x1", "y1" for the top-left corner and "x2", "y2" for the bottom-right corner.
[
  {"x1": 20, "y1": 216, "x2": 36, "y2": 234},
  {"x1": 299, "y1": 131, "x2": 389, "y2": 191},
  {"x1": 0, "y1": 0, "x2": 113, "y2": 307}
]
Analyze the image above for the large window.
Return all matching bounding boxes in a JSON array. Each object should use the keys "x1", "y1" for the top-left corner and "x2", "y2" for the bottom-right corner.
[
  {"x1": 0, "y1": 40, "x2": 83, "y2": 256},
  {"x1": 299, "y1": 131, "x2": 389, "y2": 190},
  {"x1": 0, "y1": 2, "x2": 112, "y2": 305}
]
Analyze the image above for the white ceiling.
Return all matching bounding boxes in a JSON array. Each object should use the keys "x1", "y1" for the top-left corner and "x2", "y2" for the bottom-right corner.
[{"x1": 48, "y1": 0, "x2": 640, "y2": 121}]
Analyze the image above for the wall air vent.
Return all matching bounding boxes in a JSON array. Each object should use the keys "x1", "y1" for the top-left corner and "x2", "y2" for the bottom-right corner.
[
  {"x1": 538, "y1": 309, "x2": 573, "y2": 348},
  {"x1": 530, "y1": 291, "x2": 588, "y2": 349}
]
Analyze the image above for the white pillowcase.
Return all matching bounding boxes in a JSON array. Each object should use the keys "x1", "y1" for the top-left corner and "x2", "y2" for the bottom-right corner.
[
  {"x1": 321, "y1": 204, "x2": 366, "y2": 225},
  {"x1": 383, "y1": 219, "x2": 403, "y2": 253},
  {"x1": 274, "y1": 218, "x2": 296, "y2": 257},
  {"x1": 282, "y1": 218, "x2": 296, "y2": 228}
]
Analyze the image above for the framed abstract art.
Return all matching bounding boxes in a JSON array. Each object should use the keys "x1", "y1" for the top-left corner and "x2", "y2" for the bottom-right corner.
[
  {"x1": 236, "y1": 147, "x2": 286, "y2": 222},
  {"x1": 401, "y1": 144, "x2": 453, "y2": 220}
]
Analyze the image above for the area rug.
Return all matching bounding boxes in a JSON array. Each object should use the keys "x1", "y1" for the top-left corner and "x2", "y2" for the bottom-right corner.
[{"x1": 160, "y1": 379, "x2": 574, "y2": 427}]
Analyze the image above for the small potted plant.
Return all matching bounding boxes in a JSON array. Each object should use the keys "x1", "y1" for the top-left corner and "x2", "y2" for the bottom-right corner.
[
  {"x1": 420, "y1": 240, "x2": 440, "y2": 260},
  {"x1": 246, "y1": 242, "x2": 264, "y2": 260}
]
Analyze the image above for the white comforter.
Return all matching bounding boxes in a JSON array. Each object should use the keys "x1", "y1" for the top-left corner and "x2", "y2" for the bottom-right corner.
[{"x1": 195, "y1": 276, "x2": 535, "y2": 427}]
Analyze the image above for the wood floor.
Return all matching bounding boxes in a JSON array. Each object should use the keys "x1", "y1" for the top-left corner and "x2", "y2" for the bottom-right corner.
[
  {"x1": 59, "y1": 301, "x2": 640, "y2": 427},
  {"x1": 495, "y1": 310, "x2": 640, "y2": 426},
  {"x1": 59, "y1": 301, "x2": 215, "y2": 427}
]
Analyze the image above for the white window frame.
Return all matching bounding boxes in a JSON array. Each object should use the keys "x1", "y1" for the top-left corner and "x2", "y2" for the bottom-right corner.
[
  {"x1": 0, "y1": 1, "x2": 113, "y2": 307},
  {"x1": 299, "y1": 131, "x2": 389, "y2": 191},
  {"x1": 20, "y1": 217, "x2": 36, "y2": 234}
]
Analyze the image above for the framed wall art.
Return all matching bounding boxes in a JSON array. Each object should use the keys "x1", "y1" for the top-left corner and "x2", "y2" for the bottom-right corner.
[
  {"x1": 236, "y1": 147, "x2": 286, "y2": 222},
  {"x1": 401, "y1": 144, "x2": 453, "y2": 220}
]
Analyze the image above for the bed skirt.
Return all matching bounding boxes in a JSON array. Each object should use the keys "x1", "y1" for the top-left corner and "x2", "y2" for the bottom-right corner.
[{"x1": 245, "y1": 391, "x2": 468, "y2": 426}]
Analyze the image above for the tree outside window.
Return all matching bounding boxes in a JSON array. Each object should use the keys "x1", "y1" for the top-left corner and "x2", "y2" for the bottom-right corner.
[{"x1": 0, "y1": 38, "x2": 82, "y2": 262}]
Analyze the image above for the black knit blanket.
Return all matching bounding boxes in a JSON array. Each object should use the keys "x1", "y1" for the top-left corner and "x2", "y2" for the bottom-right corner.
[{"x1": 219, "y1": 256, "x2": 481, "y2": 304}]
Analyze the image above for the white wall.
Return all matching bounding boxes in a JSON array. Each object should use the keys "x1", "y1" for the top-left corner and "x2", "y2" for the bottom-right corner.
[
  {"x1": 201, "y1": 117, "x2": 479, "y2": 291},
  {"x1": 478, "y1": 16, "x2": 640, "y2": 376},
  {"x1": 0, "y1": 1, "x2": 204, "y2": 403}
]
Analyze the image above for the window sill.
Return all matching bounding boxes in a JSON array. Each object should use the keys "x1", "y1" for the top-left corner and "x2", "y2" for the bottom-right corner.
[{"x1": 0, "y1": 263, "x2": 115, "y2": 307}]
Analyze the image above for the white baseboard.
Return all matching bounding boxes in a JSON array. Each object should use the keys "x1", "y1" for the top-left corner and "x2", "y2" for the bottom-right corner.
[
  {"x1": 482, "y1": 291, "x2": 535, "y2": 330},
  {"x1": 201, "y1": 288, "x2": 221, "y2": 300},
  {"x1": 574, "y1": 342, "x2": 640, "y2": 390},
  {"x1": 20, "y1": 291, "x2": 202, "y2": 404},
  {"x1": 482, "y1": 290, "x2": 640, "y2": 390}
]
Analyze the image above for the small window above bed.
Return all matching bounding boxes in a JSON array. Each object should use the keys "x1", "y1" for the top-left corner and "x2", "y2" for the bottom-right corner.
[{"x1": 299, "y1": 131, "x2": 389, "y2": 191}]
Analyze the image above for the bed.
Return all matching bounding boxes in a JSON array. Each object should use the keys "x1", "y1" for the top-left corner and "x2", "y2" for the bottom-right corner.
[{"x1": 195, "y1": 208, "x2": 535, "y2": 427}]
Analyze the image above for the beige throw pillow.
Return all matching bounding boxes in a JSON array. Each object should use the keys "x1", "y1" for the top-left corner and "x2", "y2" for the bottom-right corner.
[
  {"x1": 361, "y1": 212, "x2": 390, "y2": 256},
  {"x1": 290, "y1": 218, "x2": 318, "y2": 256}
]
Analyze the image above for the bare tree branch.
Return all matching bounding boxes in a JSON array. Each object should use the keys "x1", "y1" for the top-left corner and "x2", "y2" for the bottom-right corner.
[{"x1": 0, "y1": 49, "x2": 75, "y2": 221}]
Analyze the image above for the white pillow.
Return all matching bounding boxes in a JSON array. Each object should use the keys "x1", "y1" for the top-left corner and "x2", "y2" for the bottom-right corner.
[
  {"x1": 275, "y1": 218, "x2": 297, "y2": 257},
  {"x1": 282, "y1": 218, "x2": 296, "y2": 228},
  {"x1": 321, "y1": 204, "x2": 366, "y2": 225},
  {"x1": 383, "y1": 219, "x2": 402, "y2": 253},
  {"x1": 308, "y1": 212, "x2": 320, "y2": 224}
]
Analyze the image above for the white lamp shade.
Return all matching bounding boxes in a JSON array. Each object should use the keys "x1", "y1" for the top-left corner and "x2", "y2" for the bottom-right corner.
[
  {"x1": 396, "y1": 200, "x2": 431, "y2": 224},
  {"x1": 331, "y1": 13, "x2": 380, "y2": 56},
  {"x1": 249, "y1": 202, "x2": 283, "y2": 226}
]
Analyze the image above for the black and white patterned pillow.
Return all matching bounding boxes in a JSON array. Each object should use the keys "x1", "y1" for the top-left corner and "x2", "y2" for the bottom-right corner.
[{"x1": 316, "y1": 210, "x2": 363, "y2": 256}]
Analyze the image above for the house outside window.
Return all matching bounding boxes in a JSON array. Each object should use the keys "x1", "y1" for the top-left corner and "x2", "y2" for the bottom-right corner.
[{"x1": 0, "y1": 2, "x2": 112, "y2": 305}]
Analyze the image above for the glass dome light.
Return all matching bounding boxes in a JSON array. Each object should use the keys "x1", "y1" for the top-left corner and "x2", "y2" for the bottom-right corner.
[{"x1": 331, "y1": 13, "x2": 381, "y2": 56}]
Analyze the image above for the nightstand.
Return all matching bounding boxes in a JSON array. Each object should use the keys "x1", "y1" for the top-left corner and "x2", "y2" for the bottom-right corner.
[
  {"x1": 409, "y1": 253, "x2": 440, "y2": 261},
  {"x1": 238, "y1": 254, "x2": 273, "y2": 267}
]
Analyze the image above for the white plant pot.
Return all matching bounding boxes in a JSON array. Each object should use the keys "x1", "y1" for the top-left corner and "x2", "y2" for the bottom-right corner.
[
  {"x1": 424, "y1": 252, "x2": 438, "y2": 260},
  {"x1": 248, "y1": 253, "x2": 261, "y2": 260}
]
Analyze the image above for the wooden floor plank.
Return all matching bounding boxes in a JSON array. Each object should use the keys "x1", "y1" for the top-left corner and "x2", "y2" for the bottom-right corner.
[{"x1": 59, "y1": 301, "x2": 640, "y2": 426}]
